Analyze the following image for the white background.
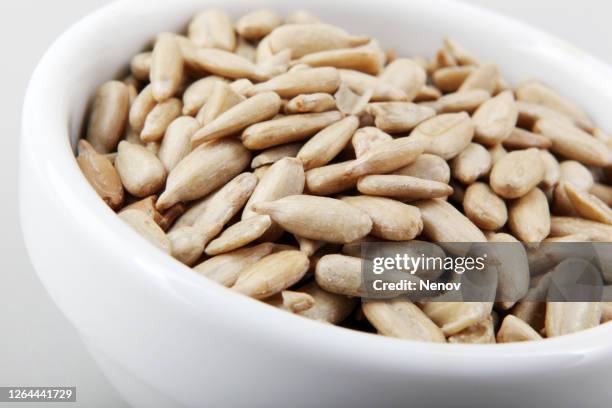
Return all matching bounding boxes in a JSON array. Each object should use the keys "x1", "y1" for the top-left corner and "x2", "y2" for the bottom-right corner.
[{"x1": 0, "y1": 1, "x2": 610, "y2": 406}]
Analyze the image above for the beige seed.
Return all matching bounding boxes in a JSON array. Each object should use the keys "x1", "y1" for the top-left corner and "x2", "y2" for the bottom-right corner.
[
  {"x1": 516, "y1": 80, "x2": 592, "y2": 127},
  {"x1": 191, "y1": 92, "x2": 281, "y2": 146},
  {"x1": 304, "y1": 161, "x2": 359, "y2": 195},
  {"x1": 496, "y1": 315, "x2": 543, "y2": 343},
  {"x1": 503, "y1": 128, "x2": 552, "y2": 150},
  {"x1": 293, "y1": 41, "x2": 385, "y2": 75},
  {"x1": 591, "y1": 183, "x2": 612, "y2": 207},
  {"x1": 235, "y1": 37, "x2": 256, "y2": 62},
  {"x1": 516, "y1": 100, "x2": 577, "y2": 129},
  {"x1": 158, "y1": 116, "x2": 200, "y2": 172},
  {"x1": 182, "y1": 76, "x2": 226, "y2": 116},
  {"x1": 434, "y1": 89, "x2": 490, "y2": 114},
  {"x1": 451, "y1": 143, "x2": 492, "y2": 184},
  {"x1": 129, "y1": 85, "x2": 157, "y2": 134},
  {"x1": 205, "y1": 215, "x2": 272, "y2": 256},
  {"x1": 487, "y1": 232, "x2": 529, "y2": 308},
  {"x1": 338, "y1": 69, "x2": 406, "y2": 101},
  {"x1": 230, "y1": 78, "x2": 254, "y2": 97},
  {"x1": 242, "y1": 111, "x2": 343, "y2": 150},
  {"x1": 130, "y1": 52, "x2": 151, "y2": 81},
  {"x1": 357, "y1": 175, "x2": 453, "y2": 201},
  {"x1": 534, "y1": 119, "x2": 612, "y2": 167},
  {"x1": 315, "y1": 254, "x2": 364, "y2": 297},
  {"x1": 141, "y1": 98, "x2": 182, "y2": 143},
  {"x1": 334, "y1": 82, "x2": 373, "y2": 116},
  {"x1": 120, "y1": 196, "x2": 163, "y2": 227},
  {"x1": 379, "y1": 59, "x2": 426, "y2": 102},
  {"x1": 472, "y1": 90, "x2": 518, "y2": 146},
  {"x1": 119, "y1": 209, "x2": 172, "y2": 254},
  {"x1": 341, "y1": 195, "x2": 423, "y2": 241},
  {"x1": 232, "y1": 250, "x2": 310, "y2": 299},
  {"x1": 545, "y1": 302, "x2": 602, "y2": 337},
  {"x1": 564, "y1": 183, "x2": 612, "y2": 225},
  {"x1": 297, "y1": 281, "x2": 357, "y2": 324},
  {"x1": 435, "y1": 47, "x2": 458, "y2": 68},
  {"x1": 285, "y1": 93, "x2": 337, "y2": 114},
  {"x1": 196, "y1": 81, "x2": 244, "y2": 126},
  {"x1": 366, "y1": 102, "x2": 436, "y2": 134},
  {"x1": 294, "y1": 235, "x2": 325, "y2": 257},
  {"x1": 188, "y1": 9, "x2": 235, "y2": 51},
  {"x1": 550, "y1": 216, "x2": 612, "y2": 242},
  {"x1": 248, "y1": 67, "x2": 341, "y2": 99},
  {"x1": 490, "y1": 148, "x2": 544, "y2": 199},
  {"x1": 363, "y1": 301, "x2": 446, "y2": 343},
  {"x1": 488, "y1": 143, "x2": 507, "y2": 165},
  {"x1": 432, "y1": 66, "x2": 475, "y2": 92},
  {"x1": 351, "y1": 127, "x2": 393, "y2": 158},
  {"x1": 508, "y1": 187, "x2": 550, "y2": 243},
  {"x1": 539, "y1": 150, "x2": 560, "y2": 188},
  {"x1": 115, "y1": 141, "x2": 166, "y2": 198},
  {"x1": 252, "y1": 195, "x2": 372, "y2": 243},
  {"x1": 236, "y1": 9, "x2": 282, "y2": 40},
  {"x1": 414, "y1": 85, "x2": 442, "y2": 102},
  {"x1": 286, "y1": 10, "x2": 321, "y2": 25},
  {"x1": 194, "y1": 242, "x2": 275, "y2": 287},
  {"x1": 268, "y1": 290, "x2": 316, "y2": 314},
  {"x1": 448, "y1": 316, "x2": 496, "y2": 344},
  {"x1": 251, "y1": 143, "x2": 302, "y2": 169},
  {"x1": 157, "y1": 139, "x2": 250, "y2": 210},
  {"x1": 86, "y1": 81, "x2": 130, "y2": 153},
  {"x1": 150, "y1": 33, "x2": 183, "y2": 102},
  {"x1": 76, "y1": 140, "x2": 124, "y2": 210},
  {"x1": 421, "y1": 302, "x2": 493, "y2": 336},
  {"x1": 443, "y1": 38, "x2": 480, "y2": 65},
  {"x1": 392, "y1": 154, "x2": 451, "y2": 184},
  {"x1": 463, "y1": 182, "x2": 507, "y2": 231},
  {"x1": 297, "y1": 116, "x2": 359, "y2": 170},
  {"x1": 243, "y1": 157, "x2": 305, "y2": 220},
  {"x1": 410, "y1": 112, "x2": 474, "y2": 160},
  {"x1": 459, "y1": 63, "x2": 498, "y2": 94},
  {"x1": 415, "y1": 199, "x2": 487, "y2": 242},
  {"x1": 183, "y1": 47, "x2": 271, "y2": 81},
  {"x1": 266, "y1": 24, "x2": 369, "y2": 59}
]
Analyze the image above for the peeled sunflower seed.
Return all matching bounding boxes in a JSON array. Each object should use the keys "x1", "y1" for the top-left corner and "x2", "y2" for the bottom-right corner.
[
  {"x1": 232, "y1": 250, "x2": 310, "y2": 299},
  {"x1": 115, "y1": 141, "x2": 166, "y2": 198},
  {"x1": 435, "y1": 47, "x2": 457, "y2": 69},
  {"x1": 420, "y1": 302, "x2": 493, "y2": 336},
  {"x1": 242, "y1": 111, "x2": 343, "y2": 150},
  {"x1": 191, "y1": 92, "x2": 281, "y2": 146},
  {"x1": 292, "y1": 41, "x2": 385, "y2": 75},
  {"x1": 392, "y1": 153, "x2": 451, "y2": 184},
  {"x1": 248, "y1": 67, "x2": 341, "y2": 98},
  {"x1": 463, "y1": 182, "x2": 507, "y2": 231},
  {"x1": 266, "y1": 290, "x2": 316, "y2": 313},
  {"x1": 315, "y1": 254, "x2": 365, "y2": 297},
  {"x1": 181, "y1": 45, "x2": 272, "y2": 82},
  {"x1": 366, "y1": 102, "x2": 436, "y2": 133},
  {"x1": 545, "y1": 302, "x2": 602, "y2": 338},
  {"x1": 471, "y1": 90, "x2": 518, "y2": 146},
  {"x1": 266, "y1": 23, "x2": 369, "y2": 59},
  {"x1": 141, "y1": 98, "x2": 182, "y2": 143},
  {"x1": 357, "y1": 175, "x2": 453, "y2": 201},
  {"x1": 458, "y1": 63, "x2": 498, "y2": 94},
  {"x1": 448, "y1": 315, "x2": 496, "y2": 344},
  {"x1": 157, "y1": 139, "x2": 250, "y2": 210},
  {"x1": 297, "y1": 281, "x2": 357, "y2": 324},
  {"x1": 486, "y1": 232, "x2": 529, "y2": 309},
  {"x1": 196, "y1": 81, "x2": 245, "y2": 126},
  {"x1": 496, "y1": 315, "x2": 543, "y2": 343},
  {"x1": 338, "y1": 69, "x2": 406, "y2": 101},
  {"x1": 409, "y1": 112, "x2": 475, "y2": 160},
  {"x1": 503, "y1": 127, "x2": 552, "y2": 150},
  {"x1": 432, "y1": 66, "x2": 475, "y2": 92},
  {"x1": 489, "y1": 148, "x2": 544, "y2": 199},
  {"x1": 414, "y1": 85, "x2": 441, "y2": 102},
  {"x1": 86, "y1": 81, "x2": 130, "y2": 153},
  {"x1": 150, "y1": 33, "x2": 183, "y2": 102},
  {"x1": 181, "y1": 76, "x2": 226, "y2": 116},
  {"x1": 549, "y1": 216, "x2": 612, "y2": 242},
  {"x1": 515, "y1": 80, "x2": 592, "y2": 127},
  {"x1": 251, "y1": 143, "x2": 302, "y2": 169},
  {"x1": 205, "y1": 215, "x2": 272, "y2": 256},
  {"x1": 230, "y1": 78, "x2": 254, "y2": 96},
  {"x1": 450, "y1": 142, "x2": 492, "y2": 184},
  {"x1": 235, "y1": 9, "x2": 283, "y2": 40},
  {"x1": 564, "y1": 183, "x2": 612, "y2": 225},
  {"x1": 415, "y1": 199, "x2": 487, "y2": 242},
  {"x1": 591, "y1": 183, "x2": 612, "y2": 207},
  {"x1": 129, "y1": 84, "x2": 157, "y2": 134},
  {"x1": 433, "y1": 89, "x2": 490, "y2": 114},
  {"x1": 294, "y1": 235, "x2": 325, "y2": 257},
  {"x1": 188, "y1": 9, "x2": 236, "y2": 51},
  {"x1": 379, "y1": 58, "x2": 426, "y2": 101},
  {"x1": 351, "y1": 127, "x2": 393, "y2": 158},
  {"x1": 297, "y1": 116, "x2": 359, "y2": 170},
  {"x1": 508, "y1": 187, "x2": 551, "y2": 243},
  {"x1": 285, "y1": 93, "x2": 337, "y2": 114},
  {"x1": 533, "y1": 118, "x2": 612, "y2": 167},
  {"x1": 130, "y1": 52, "x2": 151, "y2": 81},
  {"x1": 158, "y1": 116, "x2": 200, "y2": 172},
  {"x1": 363, "y1": 301, "x2": 446, "y2": 342},
  {"x1": 443, "y1": 38, "x2": 480, "y2": 66},
  {"x1": 341, "y1": 195, "x2": 423, "y2": 241},
  {"x1": 119, "y1": 209, "x2": 172, "y2": 254},
  {"x1": 334, "y1": 82, "x2": 373, "y2": 116},
  {"x1": 194, "y1": 242, "x2": 276, "y2": 287},
  {"x1": 539, "y1": 150, "x2": 561, "y2": 189},
  {"x1": 77, "y1": 140, "x2": 124, "y2": 209},
  {"x1": 252, "y1": 195, "x2": 372, "y2": 243}
]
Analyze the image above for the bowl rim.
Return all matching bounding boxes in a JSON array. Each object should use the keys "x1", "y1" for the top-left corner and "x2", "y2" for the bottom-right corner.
[{"x1": 20, "y1": 0, "x2": 612, "y2": 373}]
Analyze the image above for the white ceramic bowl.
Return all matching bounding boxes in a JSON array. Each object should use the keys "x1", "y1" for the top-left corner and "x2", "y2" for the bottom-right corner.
[{"x1": 20, "y1": 0, "x2": 612, "y2": 406}]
